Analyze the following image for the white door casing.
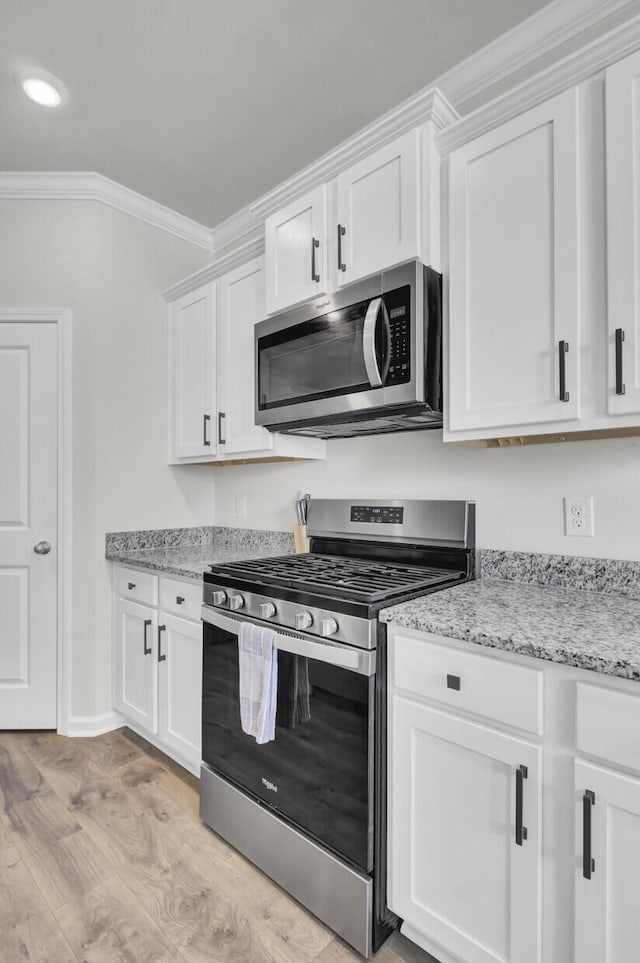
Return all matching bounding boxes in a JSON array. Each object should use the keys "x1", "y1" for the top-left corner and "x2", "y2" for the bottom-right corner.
[{"x1": 0, "y1": 321, "x2": 59, "y2": 728}]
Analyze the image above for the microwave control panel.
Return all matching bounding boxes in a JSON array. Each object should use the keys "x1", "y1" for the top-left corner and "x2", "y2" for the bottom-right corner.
[{"x1": 384, "y1": 286, "x2": 411, "y2": 386}]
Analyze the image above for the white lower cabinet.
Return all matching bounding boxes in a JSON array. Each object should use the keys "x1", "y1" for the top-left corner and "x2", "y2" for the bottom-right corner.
[
  {"x1": 575, "y1": 760, "x2": 640, "y2": 963},
  {"x1": 113, "y1": 566, "x2": 202, "y2": 776},
  {"x1": 390, "y1": 695, "x2": 541, "y2": 963}
]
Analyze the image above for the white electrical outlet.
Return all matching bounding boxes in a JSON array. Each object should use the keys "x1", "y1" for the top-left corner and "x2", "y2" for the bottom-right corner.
[
  {"x1": 564, "y1": 497, "x2": 594, "y2": 537},
  {"x1": 235, "y1": 495, "x2": 247, "y2": 519}
]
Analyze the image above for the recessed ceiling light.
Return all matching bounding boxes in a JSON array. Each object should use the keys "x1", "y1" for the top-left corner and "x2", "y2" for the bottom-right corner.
[
  {"x1": 22, "y1": 77, "x2": 61, "y2": 107},
  {"x1": 15, "y1": 67, "x2": 68, "y2": 108}
]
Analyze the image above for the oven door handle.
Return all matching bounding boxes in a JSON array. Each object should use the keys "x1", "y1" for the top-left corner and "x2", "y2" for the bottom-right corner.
[
  {"x1": 201, "y1": 606, "x2": 375, "y2": 676},
  {"x1": 362, "y1": 297, "x2": 390, "y2": 389}
]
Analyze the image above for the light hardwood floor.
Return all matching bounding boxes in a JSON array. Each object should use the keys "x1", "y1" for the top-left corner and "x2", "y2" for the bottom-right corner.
[{"x1": 0, "y1": 728, "x2": 438, "y2": 963}]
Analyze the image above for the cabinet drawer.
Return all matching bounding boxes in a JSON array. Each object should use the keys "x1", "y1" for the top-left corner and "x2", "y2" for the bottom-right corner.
[
  {"x1": 160, "y1": 577, "x2": 202, "y2": 621},
  {"x1": 392, "y1": 631, "x2": 543, "y2": 735},
  {"x1": 117, "y1": 566, "x2": 158, "y2": 606},
  {"x1": 576, "y1": 682, "x2": 640, "y2": 773}
]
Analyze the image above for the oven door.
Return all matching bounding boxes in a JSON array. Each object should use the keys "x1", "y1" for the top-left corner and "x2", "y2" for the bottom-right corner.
[
  {"x1": 201, "y1": 606, "x2": 376, "y2": 873},
  {"x1": 255, "y1": 294, "x2": 391, "y2": 427}
]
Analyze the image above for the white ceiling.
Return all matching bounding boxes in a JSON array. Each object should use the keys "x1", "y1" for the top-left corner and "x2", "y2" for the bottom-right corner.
[{"x1": 1, "y1": 0, "x2": 552, "y2": 227}]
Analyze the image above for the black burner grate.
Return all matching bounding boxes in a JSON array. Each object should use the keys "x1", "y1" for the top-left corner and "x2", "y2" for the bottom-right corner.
[{"x1": 209, "y1": 553, "x2": 460, "y2": 602}]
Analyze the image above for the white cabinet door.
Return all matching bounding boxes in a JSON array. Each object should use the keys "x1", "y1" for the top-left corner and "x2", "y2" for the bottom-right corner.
[
  {"x1": 389, "y1": 696, "x2": 541, "y2": 963},
  {"x1": 336, "y1": 130, "x2": 419, "y2": 287},
  {"x1": 217, "y1": 256, "x2": 273, "y2": 456},
  {"x1": 575, "y1": 760, "x2": 640, "y2": 963},
  {"x1": 606, "y1": 50, "x2": 640, "y2": 416},
  {"x1": 114, "y1": 599, "x2": 158, "y2": 734},
  {"x1": 447, "y1": 88, "x2": 581, "y2": 436},
  {"x1": 157, "y1": 613, "x2": 202, "y2": 773},
  {"x1": 265, "y1": 186, "x2": 328, "y2": 314},
  {"x1": 169, "y1": 284, "x2": 216, "y2": 460}
]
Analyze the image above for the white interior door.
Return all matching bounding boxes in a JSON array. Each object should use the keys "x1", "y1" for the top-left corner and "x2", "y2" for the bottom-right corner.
[{"x1": 0, "y1": 322, "x2": 58, "y2": 728}]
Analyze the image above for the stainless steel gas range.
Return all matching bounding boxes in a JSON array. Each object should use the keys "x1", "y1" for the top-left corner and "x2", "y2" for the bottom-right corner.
[{"x1": 200, "y1": 499, "x2": 475, "y2": 957}]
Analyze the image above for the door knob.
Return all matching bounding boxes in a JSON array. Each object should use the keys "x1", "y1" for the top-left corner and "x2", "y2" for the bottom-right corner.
[{"x1": 33, "y1": 541, "x2": 52, "y2": 555}]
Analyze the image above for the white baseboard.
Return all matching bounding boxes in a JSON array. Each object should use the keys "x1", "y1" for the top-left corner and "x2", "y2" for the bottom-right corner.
[{"x1": 64, "y1": 709, "x2": 125, "y2": 738}]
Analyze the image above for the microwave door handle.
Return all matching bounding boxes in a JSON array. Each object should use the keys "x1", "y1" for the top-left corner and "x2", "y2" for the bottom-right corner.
[
  {"x1": 201, "y1": 606, "x2": 374, "y2": 675},
  {"x1": 380, "y1": 301, "x2": 392, "y2": 383},
  {"x1": 362, "y1": 297, "x2": 383, "y2": 388}
]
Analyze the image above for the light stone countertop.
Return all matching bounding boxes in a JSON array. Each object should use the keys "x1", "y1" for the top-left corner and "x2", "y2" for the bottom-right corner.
[{"x1": 380, "y1": 577, "x2": 640, "y2": 681}]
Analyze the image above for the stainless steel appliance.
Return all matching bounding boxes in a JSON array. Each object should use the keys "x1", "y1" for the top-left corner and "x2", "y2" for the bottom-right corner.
[
  {"x1": 200, "y1": 499, "x2": 475, "y2": 957},
  {"x1": 254, "y1": 260, "x2": 442, "y2": 438}
]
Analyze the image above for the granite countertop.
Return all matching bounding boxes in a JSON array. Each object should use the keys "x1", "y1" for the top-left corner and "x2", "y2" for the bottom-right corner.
[
  {"x1": 105, "y1": 526, "x2": 294, "y2": 581},
  {"x1": 380, "y1": 551, "x2": 640, "y2": 681}
]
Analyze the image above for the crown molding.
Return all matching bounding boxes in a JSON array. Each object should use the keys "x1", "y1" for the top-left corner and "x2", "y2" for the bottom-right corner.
[
  {"x1": 0, "y1": 171, "x2": 214, "y2": 251},
  {"x1": 437, "y1": 0, "x2": 640, "y2": 112},
  {"x1": 163, "y1": 231, "x2": 265, "y2": 301},
  {"x1": 249, "y1": 87, "x2": 459, "y2": 221},
  {"x1": 438, "y1": 12, "x2": 640, "y2": 155}
]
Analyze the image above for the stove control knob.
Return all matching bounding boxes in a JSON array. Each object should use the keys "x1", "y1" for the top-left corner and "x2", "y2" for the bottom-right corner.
[
  {"x1": 228, "y1": 594, "x2": 245, "y2": 611},
  {"x1": 259, "y1": 602, "x2": 276, "y2": 619},
  {"x1": 319, "y1": 618, "x2": 338, "y2": 637},
  {"x1": 295, "y1": 611, "x2": 313, "y2": 630},
  {"x1": 211, "y1": 591, "x2": 227, "y2": 606}
]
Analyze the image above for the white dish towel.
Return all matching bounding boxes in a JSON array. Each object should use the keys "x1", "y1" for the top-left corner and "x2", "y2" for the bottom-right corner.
[{"x1": 238, "y1": 622, "x2": 278, "y2": 744}]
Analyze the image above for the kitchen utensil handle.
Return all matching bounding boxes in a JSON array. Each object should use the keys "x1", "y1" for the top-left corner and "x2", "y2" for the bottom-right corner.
[
  {"x1": 311, "y1": 237, "x2": 320, "y2": 283},
  {"x1": 158, "y1": 624, "x2": 167, "y2": 663},
  {"x1": 143, "y1": 619, "x2": 152, "y2": 656},
  {"x1": 203, "y1": 413, "x2": 211, "y2": 446},
  {"x1": 583, "y1": 789, "x2": 596, "y2": 879},
  {"x1": 515, "y1": 764, "x2": 528, "y2": 846},
  {"x1": 362, "y1": 298, "x2": 384, "y2": 388},
  {"x1": 615, "y1": 328, "x2": 626, "y2": 395},
  {"x1": 218, "y1": 411, "x2": 226, "y2": 445},
  {"x1": 337, "y1": 224, "x2": 346, "y2": 272},
  {"x1": 559, "y1": 341, "x2": 570, "y2": 402}
]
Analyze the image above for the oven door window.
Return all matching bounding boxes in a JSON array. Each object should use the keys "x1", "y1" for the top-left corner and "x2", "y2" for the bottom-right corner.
[
  {"x1": 202, "y1": 620, "x2": 375, "y2": 873},
  {"x1": 257, "y1": 296, "x2": 388, "y2": 410}
]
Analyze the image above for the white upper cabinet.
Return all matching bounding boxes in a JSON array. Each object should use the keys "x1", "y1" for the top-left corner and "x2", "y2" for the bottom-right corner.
[
  {"x1": 169, "y1": 284, "x2": 216, "y2": 460},
  {"x1": 447, "y1": 88, "x2": 581, "y2": 437},
  {"x1": 335, "y1": 130, "x2": 420, "y2": 287},
  {"x1": 217, "y1": 257, "x2": 273, "y2": 456},
  {"x1": 606, "y1": 49, "x2": 640, "y2": 417},
  {"x1": 265, "y1": 186, "x2": 328, "y2": 315}
]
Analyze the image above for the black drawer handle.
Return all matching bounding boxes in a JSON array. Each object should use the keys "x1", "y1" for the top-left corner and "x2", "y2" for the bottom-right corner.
[
  {"x1": 311, "y1": 237, "x2": 320, "y2": 282},
  {"x1": 128, "y1": 582, "x2": 136, "y2": 590},
  {"x1": 583, "y1": 789, "x2": 596, "y2": 879},
  {"x1": 158, "y1": 624, "x2": 167, "y2": 663},
  {"x1": 176, "y1": 595, "x2": 185, "y2": 605},
  {"x1": 615, "y1": 328, "x2": 626, "y2": 396},
  {"x1": 446, "y1": 674, "x2": 461, "y2": 691},
  {"x1": 559, "y1": 340, "x2": 570, "y2": 402},
  {"x1": 143, "y1": 619, "x2": 152, "y2": 656},
  {"x1": 515, "y1": 764, "x2": 528, "y2": 846}
]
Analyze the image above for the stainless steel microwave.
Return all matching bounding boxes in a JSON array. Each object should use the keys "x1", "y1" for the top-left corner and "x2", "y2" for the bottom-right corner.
[{"x1": 254, "y1": 259, "x2": 442, "y2": 439}]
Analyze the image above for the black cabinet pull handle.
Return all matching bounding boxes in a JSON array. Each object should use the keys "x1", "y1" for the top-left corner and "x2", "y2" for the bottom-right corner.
[
  {"x1": 176, "y1": 595, "x2": 185, "y2": 605},
  {"x1": 127, "y1": 582, "x2": 136, "y2": 590},
  {"x1": 337, "y1": 224, "x2": 346, "y2": 272},
  {"x1": 143, "y1": 619, "x2": 152, "y2": 656},
  {"x1": 446, "y1": 674, "x2": 461, "y2": 691},
  {"x1": 515, "y1": 764, "x2": 528, "y2": 846},
  {"x1": 583, "y1": 789, "x2": 596, "y2": 879},
  {"x1": 615, "y1": 328, "x2": 626, "y2": 396},
  {"x1": 218, "y1": 411, "x2": 226, "y2": 445},
  {"x1": 158, "y1": 624, "x2": 167, "y2": 663},
  {"x1": 311, "y1": 237, "x2": 320, "y2": 282},
  {"x1": 203, "y1": 413, "x2": 211, "y2": 446},
  {"x1": 559, "y1": 340, "x2": 570, "y2": 402}
]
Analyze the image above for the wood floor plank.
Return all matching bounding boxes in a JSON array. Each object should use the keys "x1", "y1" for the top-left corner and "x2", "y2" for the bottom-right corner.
[
  {"x1": 54, "y1": 875, "x2": 186, "y2": 963},
  {"x1": 0, "y1": 839, "x2": 79, "y2": 962},
  {"x1": 0, "y1": 737, "x2": 49, "y2": 809},
  {"x1": 8, "y1": 788, "x2": 81, "y2": 852},
  {"x1": 17, "y1": 825, "x2": 116, "y2": 912},
  {"x1": 78, "y1": 728, "x2": 145, "y2": 773}
]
